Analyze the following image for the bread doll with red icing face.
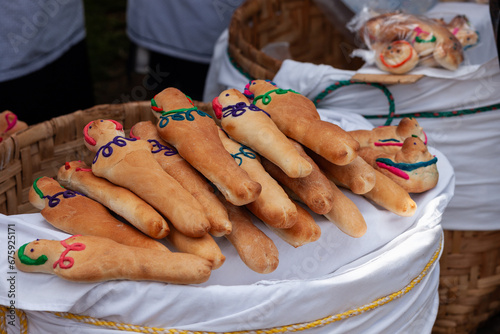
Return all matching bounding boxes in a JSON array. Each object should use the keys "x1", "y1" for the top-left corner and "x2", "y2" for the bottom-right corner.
[
  {"x1": 83, "y1": 118, "x2": 211, "y2": 238},
  {"x1": 150, "y1": 87, "x2": 262, "y2": 206},
  {"x1": 212, "y1": 88, "x2": 313, "y2": 178},
  {"x1": 57, "y1": 160, "x2": 169, "y2": 239},
  {"x1": 0, "y1": 110, "x2": 27, "y2": 143},
  {"x1": 244, "y1": 80, "x2": 359, "y2": 166},
  {"x1": 29, "y1": 176, "x2": 169, "y2": 252},
  {"x1": 15, "y1": 234, "x2": 212, "y2": 284}
]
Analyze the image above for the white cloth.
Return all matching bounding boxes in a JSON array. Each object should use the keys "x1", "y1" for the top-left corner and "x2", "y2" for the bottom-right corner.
[
  {"x1": 204, "y1": 2, "x2": 499, "y2": 231},
  {"x1": 0, "y1": 136, "x2": 454, "y2": 333},
  {"x1": 0, "y1": 0, "x2": 86, "y2": 82},
  {"x1": 126, "y1": 0, "x2": 244, "y2": 64}
]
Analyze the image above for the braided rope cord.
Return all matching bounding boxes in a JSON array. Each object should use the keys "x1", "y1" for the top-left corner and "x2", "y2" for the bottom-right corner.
[
  {"x1": 48, "y1": 237, "x2": 442, "y2": 334},
  {"x1": 313, "y1": 80, "x2": 396, "y2": 125},
  {"x1": 0, "y1": 306, "x2": 6, "y2": 334},
  {"x1": 313, "y1": 80, "x2": 499, "y2": 126},
  {"x1": 0, "y1": 307, "x2": 28, "y2": 334}
]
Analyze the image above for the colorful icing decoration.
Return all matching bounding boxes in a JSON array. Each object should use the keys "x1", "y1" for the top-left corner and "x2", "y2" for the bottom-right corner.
[
  {"x1": 53, "y1": 235, "x2": 86, "y2": 270},
  {"x1": 4, "y1": 112, "x2": 18, "y2": 132},
  {"x1": 379, "y1": 40, "x2": 414, "y2": 69},
  {"x1": 374, "y1": 138, "x2": 403, "y2": 147},
  {"x1": 151, "y1": 95, "x2": 194, "y2": 113},
  {"x1": 413, "y1": 27, "x2": 436, "y2": 43},
  {"x1": 32, "y1": 176, "x2": 84, "y2": 207},
  {"x1": 243, "y1": 79, "x2": 277, "y2": 99},
  {"x1": 84, "y1": 120, "x2": 123, "y2": 147},
  {"x1": 230, "y1": 145, "x2": 257, "y2": 166},
  {"x1": 253, "y1": 88, "x2": 300, "y2": 106},
  {"x1": 376, "y1": 156, "x2": 438, "y2": 179},
  {"x1": 155, "y1": 107, "x2": 212, "y2": 129},
  {"x1": 221, "y1": 102, "x2": 271, "y2": 118},
  {"x1": 64, "y1": 162, "x2": 92, "y2": 173},
  {"x1": 376, "y1": 161, "x2": 410, "y2": 180},
  {"x1": 18, "y1": 243, "x2": 48, "y2": 266},
  {"x1": 93, "y1": 136, "x2": 137, "y2": 164},
  {"x1": 148, "y1": 139, "x2": 178, "y2": 156}
]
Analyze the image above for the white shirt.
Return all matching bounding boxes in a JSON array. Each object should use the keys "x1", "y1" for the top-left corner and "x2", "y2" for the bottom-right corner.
[
  {"x1": 127, "y1": 0, "x2": 244, "y2": 64},
  {"x1": 0, "y1": 0, "x2": 86, "y2": 82}
]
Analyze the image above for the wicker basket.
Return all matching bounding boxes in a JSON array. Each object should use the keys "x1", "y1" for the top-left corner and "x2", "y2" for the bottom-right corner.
[
  {"x1": 433, "y1": 230, "x2": 500, "y2": 333},
  {"x1": 228, "y1": 0, "x2": 365, "y2": 80},
  {"x1": 0, "y1": 101, "x2": 158, "y2": 215},
  {"x1": 0, "y1": 101, "x2": 215, "y2": 216}
]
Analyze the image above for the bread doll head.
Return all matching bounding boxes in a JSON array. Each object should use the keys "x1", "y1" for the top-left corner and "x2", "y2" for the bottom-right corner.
[
  {"x1": 57, "y1": 161, "x2": 90, "y2": 186},
  {"x1": 150, "y1": 88, "x2": 194, "y2": 119},
  {"x1": 243, "y1": 80, "x2": 277, "y2": 100},
  {"x1": 212, "y1": 89, "x2": 250, "y2": 119},
  {"x1": 83, "y1": 119, "x2": 124, "y2": 151}
]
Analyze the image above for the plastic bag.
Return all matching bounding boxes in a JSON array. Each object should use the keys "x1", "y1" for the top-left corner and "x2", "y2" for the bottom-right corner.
[{"x1": 348, "y1": 8, "x2": 479, "y2": 74}]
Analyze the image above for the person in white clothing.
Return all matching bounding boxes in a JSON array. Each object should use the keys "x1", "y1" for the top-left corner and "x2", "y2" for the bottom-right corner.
[
  {"x1": 126, "y1": 0, "x2": 244, "y2": 101},
  {"x1": 0, "y1": 0, "x2": 94, "y2": 125}
]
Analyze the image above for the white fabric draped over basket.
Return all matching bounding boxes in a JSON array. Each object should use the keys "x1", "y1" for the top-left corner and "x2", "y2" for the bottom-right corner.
[
  {"x1": 204, "y1": 1, "x2": 500, "y2": 231},
  {"x1": 1, "y1": 145, "x2": 453, "y2": 333}
]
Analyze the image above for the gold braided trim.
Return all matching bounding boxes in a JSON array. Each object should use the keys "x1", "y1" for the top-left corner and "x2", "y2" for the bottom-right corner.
[
  {"x1": 0, "y1": 306, "x2": 28, "y2": 334},
  {"x1": 0, "y1": 306, "x2": 6, "y2": 334},
  {"x1": 49, "y1": 237, "x2": 442, "y2": 334}
]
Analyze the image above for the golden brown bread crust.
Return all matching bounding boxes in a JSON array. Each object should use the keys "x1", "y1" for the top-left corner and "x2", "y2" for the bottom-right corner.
[
  {"x1": 261, "y1": 139, "x2": 335, "y2": 215},
  {"x1": 29, "y1": 177, "x2": 169, "y2": 252},
  {"x1": 57, "y1": 160, "x2": 169, "y2": 239},
  {"x1": 84, "y1": 118, "x2": 211, "y2": 238},
  {"x1": 218, "y1": 129, "x2": 297, "y2": 229},
  {"x1": 15, "y1": 235, "x2": 212, "y2": 284},
  {"x1": 311, "y1": 152, "x2": 376, "y2": 195},
  {"x1": 363, "y1": 170, "x2": 417, "y2": 217},
  {"x1": 246, "y1": 80, "x2": 359, "y2": 166},
  {"x1": 166, "y1": 223, "x2": 225, "y2": 270},
  {"x1": 213, "y1": 89, "x2": 312, "y2": 178},
  {"x1": 130, "y1": 121, "x2": 232, "y2": 237},
  {"x1": 348, "y1": 117, "x2": 426, "y2": 154},
  {"x1": 219, "y1": 193, "x2": 279, "y2": 274},
  {"x1": 266, "y1": 201, "x2": 321, "y2": 248},
  {"x1": 323, "y1": 181, "x2": 367, "y2": 238},
  {"x1": 152, "y1": 87, "x2": 262, "y2": 206},
  {"x1": 0, "y1": 110, "x2": 28, "y2": 142}
]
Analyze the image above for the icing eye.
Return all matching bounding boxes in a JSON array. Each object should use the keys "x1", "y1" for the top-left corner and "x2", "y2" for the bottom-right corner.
[
  {"x1": 30, "y1": 249, "x2": 34, "y2": 252},
  {"x1": 225, "y1": 93, "x2": 229, "y2": 96}
]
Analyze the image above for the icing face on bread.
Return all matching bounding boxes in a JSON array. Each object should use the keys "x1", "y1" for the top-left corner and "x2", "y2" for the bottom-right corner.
[
  {"x1": 84, "y1": 119, "x2": 125, "y2": 150},
  {"x1": 0, "y1": 110, "x2": 28, "y2": 143},
  {"x1": 376, "y1": 40, "x2": 419, "y2": 74}
]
